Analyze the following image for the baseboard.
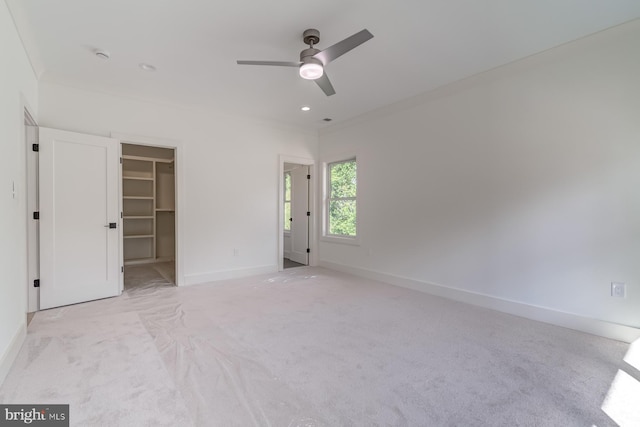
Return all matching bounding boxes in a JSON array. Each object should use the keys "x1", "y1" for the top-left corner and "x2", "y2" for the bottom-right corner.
[
  {"x1": 184, "y1": 264, "x2": 278, "y2": 286},
  {"x1": 320, "y1": 260, "x2": 640, "y2": 343},
  {"x1": 0, "y1": 322, "x2": 26, "y2": 386},
  {"x1": 288, "y1": 251, "x2": 308, "y2": 265}
]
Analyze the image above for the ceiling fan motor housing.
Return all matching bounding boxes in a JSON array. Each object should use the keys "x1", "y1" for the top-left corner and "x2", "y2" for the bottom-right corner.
[
  {"x1": 300, "y1": 47, "x2": 322, "y2": 66},
  {"x1": 301, "y1": 29, "x2": 322, "y2": 67}
]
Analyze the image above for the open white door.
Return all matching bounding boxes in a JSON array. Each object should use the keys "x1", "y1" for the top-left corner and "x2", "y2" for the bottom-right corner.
[
  {"x1": 290, "y1": 166, "x2": 310, "y2": 265},
  {"x1": 39, "y1": 127, "x2": 121, "y2": 309}
]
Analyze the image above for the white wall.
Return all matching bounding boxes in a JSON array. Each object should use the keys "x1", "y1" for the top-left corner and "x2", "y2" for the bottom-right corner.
[
  {"x1": 0, "y1": 0, "x2": 38, "y2": 383},
  {"x1": 319, "y1": 20, "x2": 640, "y2": 331},
  {"x1": 38, "y1": 82, "x2": 317, "y2": 284}
]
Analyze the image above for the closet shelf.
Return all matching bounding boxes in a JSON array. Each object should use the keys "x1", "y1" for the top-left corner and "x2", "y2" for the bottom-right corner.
[
  {"x1": 124, "y1": 234, "x2": 154, "y2": 239},
  {"x1": 123, "y1": 196, "x2": 154, "y2": 200},
  {"x1": 123, "y1": 176, "x2": 154, "y2": 181},
  {"x1": 124, "y1": 257, "x2": 155, "y2": 266},
  {"x1": 156, "y1": 208, "x2": 175, "y2": 212},
  {"x1": 123, "y1": 215, "x2": 154, "y2": 219},
  {"x1": 123, "y1": 154, "x2": 173, "y2": 164}
]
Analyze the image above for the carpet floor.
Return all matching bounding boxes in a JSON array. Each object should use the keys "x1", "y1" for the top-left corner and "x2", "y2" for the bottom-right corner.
[{"x1": 0, "y1": 267, "x2": 636, "y2": 426}]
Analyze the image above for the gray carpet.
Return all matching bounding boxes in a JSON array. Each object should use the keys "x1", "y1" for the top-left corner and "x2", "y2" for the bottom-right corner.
[{"x1": 1, "y1": 267, "x2": 637, "y2": 426}]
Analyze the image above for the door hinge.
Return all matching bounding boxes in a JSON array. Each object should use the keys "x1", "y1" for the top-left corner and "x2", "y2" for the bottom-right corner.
[
  {"x1": 33, "y1": 279, "x2": 40, "y2": 288},
  {"x1": 121, "y1": 266, "x2": 124, "y2": 273},
  {"x1": 307, "y1": 174, "x2": 311, "y2": 180},
  {"x1": 33, "y1": 211, "x2": 40, "y2": 220},
  {"x1": 307, "y1": 211, "x2": 311, "y2": 216},
  {"x1": 306, "y1": 248, "x2": 310, "y2": 253},
  {"x1": 32, "y1": 143, "x2": 39, "y2": 152},
  {"x1": 120, "y1": 157, "x2": 123, "y2": 164}
]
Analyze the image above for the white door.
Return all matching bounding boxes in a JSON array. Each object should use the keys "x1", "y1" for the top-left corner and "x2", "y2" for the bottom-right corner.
[
  {"x1": 290, "y1": 166, "x2": 309, "y2": 265},
  {"x1": 39, "y1": 128, "x2": 121, "y2": 309}
]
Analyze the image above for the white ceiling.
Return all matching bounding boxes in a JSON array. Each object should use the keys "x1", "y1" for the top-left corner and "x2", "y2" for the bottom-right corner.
[{"x1": 7, "y1": 0, "x2": 640, "y2": 130}]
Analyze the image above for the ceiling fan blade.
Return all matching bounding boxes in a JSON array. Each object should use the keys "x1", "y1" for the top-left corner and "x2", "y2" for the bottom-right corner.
[
  {"x1": 314, "y1": 29, "x2": 373, "y2": 65},
  {"x1": 237, "y1": 60, "x2": 301, "y2": 67},
  {"x1": 314, "y1": 73, "x2": 336, "y2": 96}
]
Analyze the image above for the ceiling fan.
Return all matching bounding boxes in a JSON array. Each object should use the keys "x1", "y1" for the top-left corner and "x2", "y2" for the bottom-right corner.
[{"x1": 237, "y1": 28, "x2": 374, "y2": 96}]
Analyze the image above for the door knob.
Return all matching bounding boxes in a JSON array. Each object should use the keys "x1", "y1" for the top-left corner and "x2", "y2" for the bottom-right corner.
[{"x1": 104, "y1": 223, "x2": 117, "y2": 229}]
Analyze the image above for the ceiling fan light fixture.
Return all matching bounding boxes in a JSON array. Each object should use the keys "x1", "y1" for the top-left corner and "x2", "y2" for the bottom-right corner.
[{"x1": 299, "y1": 62, "x2": 323, "y2": 80}]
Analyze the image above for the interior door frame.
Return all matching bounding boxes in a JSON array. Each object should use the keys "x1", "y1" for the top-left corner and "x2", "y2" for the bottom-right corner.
[
  {"x1": 112, "y1": 132, "x2": 184, "y2": 286},
  {"x1": 278, "y1": 155, "x2": 316, "y2": 271},
  {"x1": 24, "y1": 104, "x2": 38, "y2": 313}
]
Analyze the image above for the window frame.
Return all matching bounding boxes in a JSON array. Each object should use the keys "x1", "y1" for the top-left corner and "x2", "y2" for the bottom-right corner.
[{"x1": 322, "y1": 156, "x2": 360, "y2": 245}]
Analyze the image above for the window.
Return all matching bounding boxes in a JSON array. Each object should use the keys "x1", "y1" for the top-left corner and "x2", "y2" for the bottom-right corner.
[
  {"x1": 284, "y1": 171, "x2": 291, "y2": 232},
  {"x1": 326, "y1": 158, "x2": 357, "y2": 238}
]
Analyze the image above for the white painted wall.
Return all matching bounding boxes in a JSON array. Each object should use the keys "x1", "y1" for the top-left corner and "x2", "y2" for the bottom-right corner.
[
  {"x1": 319, "y1": 20, "x2": 640, "y2": 330},
  {"x1": 0, "y1": 1, "x2": 38, "y2": 383},
  {"x1": 37, "y1": 82, "x2": 318, "y2": 285}
]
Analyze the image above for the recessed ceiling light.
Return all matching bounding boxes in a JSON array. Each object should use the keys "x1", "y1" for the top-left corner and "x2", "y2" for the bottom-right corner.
[
  {"x1": 95, "y1": 50, "x2": 110, "y2": 60},
  {"x1": 301, "y1": 106, "x2": 311, "y2": 112},
  {"x1": 139, "y1": 63, "x2": 156, "y2": 72}
]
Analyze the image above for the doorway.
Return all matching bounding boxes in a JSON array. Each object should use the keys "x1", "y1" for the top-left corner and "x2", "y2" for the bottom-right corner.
[
  {"x1": 25, "y1": 109, "x2": 38, "y2": 314},
  {"x1": 121, "y1": 143, "x2": 176, "y2": 291},
  {"x1": 283, "y1": 162, "x2": 310, "y2": 269},
  {"x1": 26, "y1": 128, "x2": 181, "y2": 311}
]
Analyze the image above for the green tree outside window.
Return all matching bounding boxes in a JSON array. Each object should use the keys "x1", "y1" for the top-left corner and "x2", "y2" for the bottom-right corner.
[{"x1": 328, "y1": 159, "x2": 356, "y2": 237}]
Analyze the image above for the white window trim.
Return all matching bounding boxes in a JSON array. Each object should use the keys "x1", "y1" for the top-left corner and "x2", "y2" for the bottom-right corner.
[{"x1": 321, "y1": 155, "x2": 360, "y2": 246}]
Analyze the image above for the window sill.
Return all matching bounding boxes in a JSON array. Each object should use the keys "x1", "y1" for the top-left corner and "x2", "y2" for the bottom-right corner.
[{"x1": 321, "y1": 235, "x2": 360, "y2": 246}]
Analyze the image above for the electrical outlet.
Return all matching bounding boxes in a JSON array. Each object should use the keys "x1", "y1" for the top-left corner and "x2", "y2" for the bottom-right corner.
[{"x1": 611, "y1": 282, "x2": 626, "y2": 298}]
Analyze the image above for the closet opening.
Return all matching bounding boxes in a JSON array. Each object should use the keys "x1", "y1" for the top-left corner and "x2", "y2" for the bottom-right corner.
[{"x1": 121, "y1": 143, "x2": 176, "y2": 291}]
